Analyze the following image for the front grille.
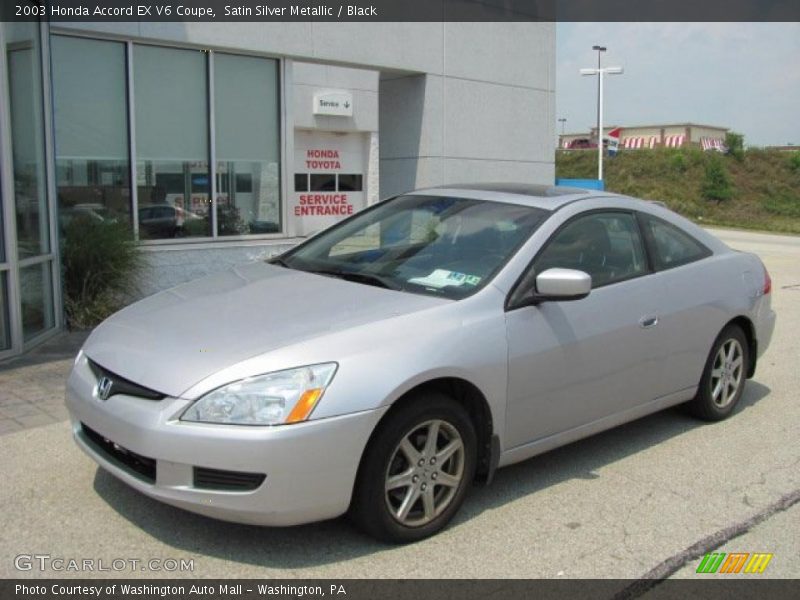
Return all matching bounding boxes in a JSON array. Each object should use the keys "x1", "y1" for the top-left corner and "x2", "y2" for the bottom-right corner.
[
  {"x1": 87, "y1": 359, "x2": 166, "y2": 401},
  {"x1": 193, "y1": 467, "x2": 266, "y2": 492},
  {"x1": 81, "y1": 423, "x2": 157, "y2": 483}
]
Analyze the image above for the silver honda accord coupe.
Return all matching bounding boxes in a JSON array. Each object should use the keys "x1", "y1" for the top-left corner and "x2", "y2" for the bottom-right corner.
[{"x1": 66, "y1": 184, "x2": 776, "y2": 542}]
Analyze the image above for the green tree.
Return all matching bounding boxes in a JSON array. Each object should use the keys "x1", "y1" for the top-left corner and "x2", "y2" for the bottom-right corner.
[
  {"x1": 725, "y1": 131, "x2": 745, "y2": 162},
  {"x1": 702, "y1": 154, "x2": 733, "y2": 203}
]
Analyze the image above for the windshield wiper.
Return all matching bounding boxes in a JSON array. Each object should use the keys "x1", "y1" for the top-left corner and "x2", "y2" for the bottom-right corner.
[
  {"x1": 269, "y1": 256, "x2": 291, "y2": 268},
  {"x1": 308, "y1": 268, "x2": 403, "y2": 291}
]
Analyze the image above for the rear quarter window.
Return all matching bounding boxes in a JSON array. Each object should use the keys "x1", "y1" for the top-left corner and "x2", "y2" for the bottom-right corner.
[{"x1": 641, "y1": 214, "x2": 711, "y2": 270}]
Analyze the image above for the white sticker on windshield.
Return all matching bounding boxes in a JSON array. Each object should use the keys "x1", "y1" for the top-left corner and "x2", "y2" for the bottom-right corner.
[
  {"x1": 408, "y1": 269, "x2": 470, "y2": 288},
  {"x1": 464, "y1": 275, "x2": 482, "y2": 286}
]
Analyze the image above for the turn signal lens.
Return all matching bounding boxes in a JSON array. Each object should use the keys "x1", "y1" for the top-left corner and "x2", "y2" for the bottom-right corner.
[{"x1": 285, "y1": 388, "x2": 324, "y2": 424}]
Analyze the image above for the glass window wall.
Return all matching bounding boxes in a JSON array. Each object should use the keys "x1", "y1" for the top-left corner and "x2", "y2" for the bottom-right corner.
[
  {"x1": 0, "y1": 274, "x2": 10, "y2": 351},
  {"x1": 6, "y1": 22, "x2": 49, "y2": 260},
  {"x1": 134, "y1": 45, "x2": 210, "y2": 239},
  {"x1": 51, "y1": 36, "x2": 130, "y2": 233},
  {"x1": 20, "y1": 262, "x2": 54, "y2": 342},
  {"x1": 50, "y1": 38, "x2": 283, "y2": 242},
  {"x1": 214, "y1": 53, "x2": 281, "y2": 236}
]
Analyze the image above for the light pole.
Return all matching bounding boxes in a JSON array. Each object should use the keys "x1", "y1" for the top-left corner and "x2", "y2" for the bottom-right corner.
[
  {"x1": 557, "y1": 118, "x2": 567, "y2": 148},
  {"x1": 580, "y1": 63, "x2": 623, "y2": 181},
  {"x1": 592, "y1": 45, "x2": 606, "y2": 147}
]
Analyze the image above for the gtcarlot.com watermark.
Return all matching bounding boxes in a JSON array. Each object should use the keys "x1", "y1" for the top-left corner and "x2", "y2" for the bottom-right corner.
[{"x1": 14, "y1": 554, "x2": 195, "y2": 573}]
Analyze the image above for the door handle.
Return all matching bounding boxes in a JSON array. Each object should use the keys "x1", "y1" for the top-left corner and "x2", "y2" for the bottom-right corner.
[{"x1": 639, "y1": 315, "x2": 659, "y2": 329}]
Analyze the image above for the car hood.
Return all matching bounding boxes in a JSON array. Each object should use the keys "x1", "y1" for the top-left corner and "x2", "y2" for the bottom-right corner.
[{"x1": 83, "y1": 262, "x2": 447, "y2": 397}]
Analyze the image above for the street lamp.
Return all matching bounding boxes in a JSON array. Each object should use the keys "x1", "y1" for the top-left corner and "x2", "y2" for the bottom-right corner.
[
  {"x1": 580, "y1": 63, "x2": 623, "y2": 181},
  {"x1": 558, "y1": 117, "x2": 567, "y2": 134},
  {"x1": 592, "y1": 45, "x2": 606, "y2": 148}
]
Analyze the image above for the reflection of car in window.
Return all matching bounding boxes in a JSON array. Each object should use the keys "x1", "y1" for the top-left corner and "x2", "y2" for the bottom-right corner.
[
  {"x1": 59, "y1": 203, "x2": 120, "y2": 231},
  {"x1": 248, "y1": 220, "x2": 280, "y2": 234},
  {"x1": 138, "y1": 205, "x2": 203, "y2": 239}
]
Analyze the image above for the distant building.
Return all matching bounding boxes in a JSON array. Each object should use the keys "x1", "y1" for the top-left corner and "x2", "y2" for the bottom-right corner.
[
  {"x1": 763, "y1": 145, "x2": 799, "y2": 152},
  {"x1": 560, "y1": 123, "x2": 729, "y2": 151}
]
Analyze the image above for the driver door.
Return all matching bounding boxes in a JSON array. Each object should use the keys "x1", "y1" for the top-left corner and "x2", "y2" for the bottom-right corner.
[{"x1": 504, "y1": 210, "x2": 667, "y2": 448}]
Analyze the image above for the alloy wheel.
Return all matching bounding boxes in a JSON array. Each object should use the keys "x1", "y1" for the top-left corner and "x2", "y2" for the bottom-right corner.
[
  {"x1": 710, "y1": 338, "x2": 744, "y2": 408},
  {"x1": 384, "y1": 419, "x2": 465, "y2": 527}
]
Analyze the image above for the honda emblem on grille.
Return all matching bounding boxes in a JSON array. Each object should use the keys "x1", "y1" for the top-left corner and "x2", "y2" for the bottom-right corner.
[{"x1": 97, "y1": 377, "x2": 113, "y2": 400}]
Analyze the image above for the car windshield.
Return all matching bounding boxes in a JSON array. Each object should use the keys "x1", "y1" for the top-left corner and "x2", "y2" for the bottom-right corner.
[{"x1": 278, "y1": 194, "x2": 550, "y2": 299}]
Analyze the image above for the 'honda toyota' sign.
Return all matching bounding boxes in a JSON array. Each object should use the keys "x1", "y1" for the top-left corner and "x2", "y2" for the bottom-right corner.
[{"x1": 313, "y1": 91, "x2": 354, "y2": 117}]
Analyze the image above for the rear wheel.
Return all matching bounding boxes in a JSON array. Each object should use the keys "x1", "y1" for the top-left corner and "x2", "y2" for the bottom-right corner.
[
  {"x1": 350, "y1": 393, "x2": 476, "y2": 543},
  {"x1": 688, "y1": 324, "x2": 749, "y2": 421}
]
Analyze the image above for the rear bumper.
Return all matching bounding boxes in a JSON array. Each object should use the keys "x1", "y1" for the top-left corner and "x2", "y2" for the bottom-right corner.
[
  {"x1": 755, "y1": 302, "x2": 776, "y2": 360},
  {"x1": 66, "y1": 354, "x2": 387, "y2": 526}
]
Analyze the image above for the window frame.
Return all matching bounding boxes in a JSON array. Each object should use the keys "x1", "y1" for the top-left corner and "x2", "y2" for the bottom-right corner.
[
  {"x1": 506, "y1": 208, "x2": 655, "y2": 311},
  {"x1": 50, "y1": 30, "x2": 288, "y2": 246},
  {"x1": 636, "y1": 211, "x2": 713, "y2": 272}
]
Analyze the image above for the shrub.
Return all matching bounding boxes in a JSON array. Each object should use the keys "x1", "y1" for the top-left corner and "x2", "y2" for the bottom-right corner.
[
  {"x1": 670, "y1": 151, "x2": 688, "y2": 173},
  {"x1": 62, "y1": 216, "x2": 142, "y2": 330},
  {"x1": 725, "y1": 131, "x2": 745, "y2": 162},
  {"x1": 217, "y1": 204, "x2": 246, "y2": 235},
  {"x1": 702, "y1": 154, "x2": 733, "y2": 203},
  {"x1": 789, "y1": 151, "x2": 800, "y2": 173},
  {"x1": 763, "y1": 194, "x2": 800, "y2": 218}
]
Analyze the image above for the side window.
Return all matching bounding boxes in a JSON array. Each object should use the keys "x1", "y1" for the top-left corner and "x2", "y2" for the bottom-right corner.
[
  {"x1": 534, "y1": 212, "x2": 648, "y2": 288},
  {"x1": 642, "y1": 215, "x2": 710, "y2": 270}
]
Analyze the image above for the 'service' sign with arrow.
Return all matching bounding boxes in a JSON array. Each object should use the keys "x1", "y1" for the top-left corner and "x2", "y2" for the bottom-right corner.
[{"x1": 313, "y1": 91, "x2": 354, "y2": 116}]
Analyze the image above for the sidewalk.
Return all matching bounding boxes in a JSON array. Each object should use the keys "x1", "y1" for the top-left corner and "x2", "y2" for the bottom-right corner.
[{"x1": 0, "y1": 331, "x2": 88, "y2": 436}]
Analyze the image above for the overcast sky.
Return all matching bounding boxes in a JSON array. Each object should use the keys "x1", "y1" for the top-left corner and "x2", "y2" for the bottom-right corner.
[{"x1": 556, "y1": 23, "x2": 800, "y2": 146}]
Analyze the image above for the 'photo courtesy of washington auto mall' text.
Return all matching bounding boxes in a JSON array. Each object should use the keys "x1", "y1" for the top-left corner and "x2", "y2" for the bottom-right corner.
[{"x1": 0, "y1": 0, "x2": 798, "y2": 599}]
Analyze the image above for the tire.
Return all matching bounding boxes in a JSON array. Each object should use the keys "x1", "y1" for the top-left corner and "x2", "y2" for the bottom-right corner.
[
  {"x1": 349, "y1": 392, "x2": 477, "y2": 543},
  {"x1": 688, "y1": 324, "x2": 749, "y2": 421}
]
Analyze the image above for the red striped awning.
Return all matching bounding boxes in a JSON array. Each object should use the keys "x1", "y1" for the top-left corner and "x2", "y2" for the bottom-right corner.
[
  {"x1": 664, "y1": 134, "x2": 686, "y2": 148},
  {"x1": 623, "y1": 137, "x2": 645, "y2": 149},
  {"x1": 701, "y1": 137, "x2": 726, "y2": 152}
]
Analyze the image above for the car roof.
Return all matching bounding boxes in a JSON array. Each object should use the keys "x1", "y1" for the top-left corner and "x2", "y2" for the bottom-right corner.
[{"x1": 408, "y1": 182, "x2": 609, "y2": 210}]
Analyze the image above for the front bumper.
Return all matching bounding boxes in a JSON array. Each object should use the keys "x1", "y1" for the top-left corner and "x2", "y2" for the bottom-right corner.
[{"x1": 66, "y1": 353, "x2": 387, "y2": 526}]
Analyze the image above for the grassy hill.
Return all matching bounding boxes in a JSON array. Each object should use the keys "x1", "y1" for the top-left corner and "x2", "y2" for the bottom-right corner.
[{"x1": 556, "y1": 148, "x2": 800, "y2": 234}]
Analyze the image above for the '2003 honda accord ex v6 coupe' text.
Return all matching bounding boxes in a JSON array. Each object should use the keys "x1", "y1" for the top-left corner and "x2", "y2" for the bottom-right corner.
[{"x1": 66, "y1": 184, "x2": 776, "y2": 542}]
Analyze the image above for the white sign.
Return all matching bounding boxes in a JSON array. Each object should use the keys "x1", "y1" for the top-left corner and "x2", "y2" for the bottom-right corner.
[
  {"x1": 293, "y1": 130, "x2": 367, "y2": 236},
  {"x1": 313, "y1": 91, "x2": 354, "y2": 117}
]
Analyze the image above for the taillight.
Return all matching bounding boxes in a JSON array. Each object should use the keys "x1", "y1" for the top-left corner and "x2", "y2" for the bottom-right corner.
[{"x1": 762, "y1": 264, "x2": 772, "y2": 295}]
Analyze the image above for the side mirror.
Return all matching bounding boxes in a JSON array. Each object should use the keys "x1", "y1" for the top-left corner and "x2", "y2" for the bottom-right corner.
[{"x1": 534, "y1": 268, "x2": 592, "y2": 302}]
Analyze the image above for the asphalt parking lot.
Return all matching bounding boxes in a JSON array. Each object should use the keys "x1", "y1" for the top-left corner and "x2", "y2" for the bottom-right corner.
[{"x1": 0, "y1": 228, "x2": 797, "y2": 581}]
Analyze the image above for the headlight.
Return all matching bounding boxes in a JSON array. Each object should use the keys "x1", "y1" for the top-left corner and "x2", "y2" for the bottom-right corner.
[{"x1": 181, "y1": 363, "x2": 337, "y2": 426}]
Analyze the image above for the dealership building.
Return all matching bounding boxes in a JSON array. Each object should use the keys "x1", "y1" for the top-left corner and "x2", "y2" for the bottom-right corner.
[{"x1": 0, "y1": 20, "x2": 555, "y2": 359}]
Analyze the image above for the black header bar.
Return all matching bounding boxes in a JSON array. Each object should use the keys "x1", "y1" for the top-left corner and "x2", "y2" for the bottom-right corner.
[{"x1": 3, "y1": 0, "x2": 800, "y2": 22}]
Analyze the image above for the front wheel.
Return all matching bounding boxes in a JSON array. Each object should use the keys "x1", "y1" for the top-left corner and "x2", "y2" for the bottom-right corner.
[
  {"x1": 350, "y1": 393, "x2": 477, "y2": 543},
  {"x1": 688, "y1": 324, "x2": 749, "y2": 421}
]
